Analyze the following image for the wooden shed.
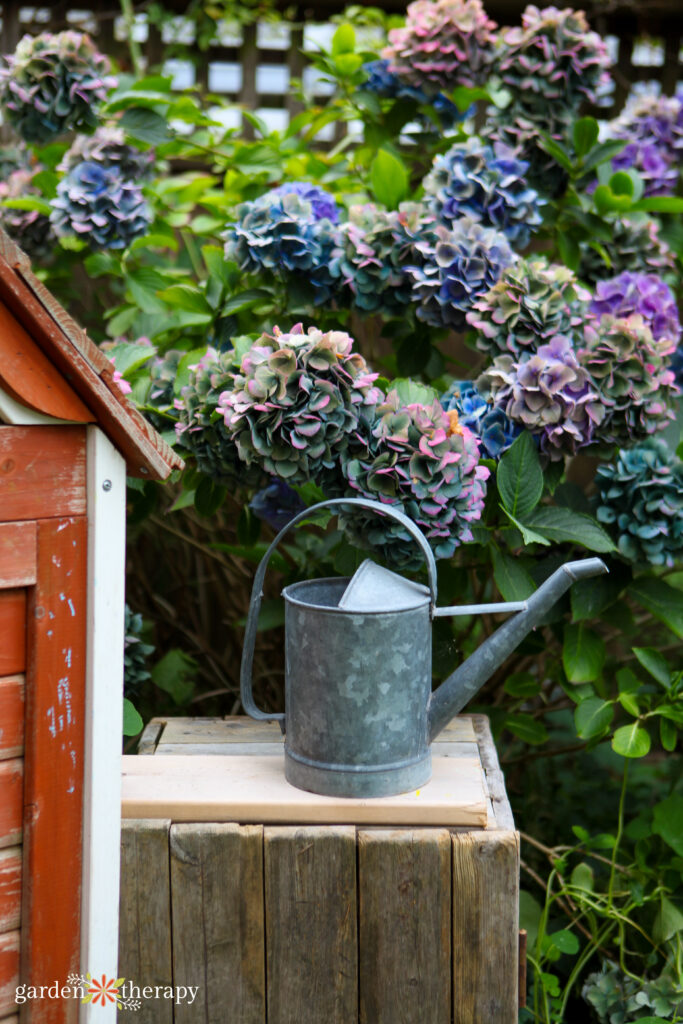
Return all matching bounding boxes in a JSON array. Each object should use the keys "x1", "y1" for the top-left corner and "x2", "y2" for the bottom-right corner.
[{"x1": 0, "y1": 229, "x2": 182, "y2": 1024}]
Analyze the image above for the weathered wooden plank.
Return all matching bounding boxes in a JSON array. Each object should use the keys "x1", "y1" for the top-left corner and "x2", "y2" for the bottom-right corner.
[
  {"x1": 0, "y1": 849, "x2": 20, "y2": 934},
  {"x1": 0, "y1": 427, "x2": 86, "y2": 520},
  {"x1": 137, "y1": 720, "x2": 165, "y2": 755},
  {"x1": 0, "y1": 301, "x2": 93, "y2": 423},
  {"x1": 118, "y1": 820, "x2": 173, "y2": 1024},
  {"x1": 0, "y1": 930, "x2": 19, "y2": 1017},
  {"x1": 264, "y1": 826, "x2": 357, "y2": 1024},
  {"x1": 0, "y1": 678, "x2": 23, "y2": 761},
  {"x1": 471, "y1": 715, "x2": 515, "y2": 830},
  {"x1": 170, "y1": 824, "x2": 265, "y2": 1024},
  {"x1": 359, "y1": 829, "x2": 451, "y2": 1024},
  {"x1": 0, "y1": 594, "x2": 25, "y2": 678},
  {"x1": 0, "y1": 523, "x2": 36, "y2": 588},
  {"x1": 156, "y1": 740, "x2": 479, "y2": 758},
  {"x1": 452, "y1": 830, "x2": 520, "y2": 1024},
  {"x1": 22, "y1": 517, "x2": 87, "y2": 1021},
  {"x1": 0, "y1": 762, "x2": 21, "y2": 850},
  {"x1": 122, "y1": 754, "x2": 488, "y2": 827}
]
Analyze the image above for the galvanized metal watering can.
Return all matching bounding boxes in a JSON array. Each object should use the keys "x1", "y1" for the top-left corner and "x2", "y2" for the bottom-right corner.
[{"x1": 241, "y1": 498, "x2": 608, "y2": 798}]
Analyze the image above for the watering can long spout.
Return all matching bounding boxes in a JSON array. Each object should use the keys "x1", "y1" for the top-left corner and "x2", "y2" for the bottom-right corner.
[{"x1": 427, "y1": 558, "x2": 608, "y2": 742}]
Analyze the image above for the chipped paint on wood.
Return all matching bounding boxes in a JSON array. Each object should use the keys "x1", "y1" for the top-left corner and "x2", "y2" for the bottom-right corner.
[
  {"x1": 0, "y1": 676, "x2": 24, "y2": 761},
  {"x1": 0, "y1": 594, "x2": 26, "y2": 677},
  {"x1": 0, "y1": 928, "x2": 20, "y2": 1016},
  {"x1": 0, "y1": 427, "x2": 86, "y2": 521},
  {"x1": 0, "y1": 848, "x2": 21, "y2": 933},
  {"x1": 0, "y1": 522, "x2": 37, "y2": 588},
  {"x1": 0, "y1": 761, "x2": 22, "y2": 850},
  {"x1": 23, "y1": 516, "x2": 87, "y2": 1019}
]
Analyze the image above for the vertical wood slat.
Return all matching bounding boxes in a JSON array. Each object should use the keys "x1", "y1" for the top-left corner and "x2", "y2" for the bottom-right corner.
[
  {"x1": 452, "y1": 830, "x2": 520, "y2": 1024},
  {"x1": 264, "y1": 826, "x2": 357, "y2": 1024},
  {"x1": 358, "y1": 829, "x2": 451, "y2": 1024},
  {"x1": 0, "y1": 849, "x2": 21, "y2": 934},
  {"x1": 0, "y1": 931, "x2": 19, "y2": 1018},
  {"x1": 240, "y1": 24, "x2": 258, "y2": 140},
  {"x1": 170, "y1": 823, "x2": 265, "y2": 1024},
  {"x1": 0, "y1": 594, "x2": 26, "y2": 678},
  {"x1": 118, "y1": 820, "x2": 173, "y2": 1024},
  {"x1": 0, "y1": 678, "x2": 24, "y2": 761}
]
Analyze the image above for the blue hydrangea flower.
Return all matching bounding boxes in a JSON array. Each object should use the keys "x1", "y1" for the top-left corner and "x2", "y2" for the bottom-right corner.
[
  {"x1": 362, "y1": 59, "x2": 466, "y2": 127},
  {"x1": 268, "y1": 181, "x2": 340, "y2": 224},
  {"x1": 50, "y1": 160, "x2": 151, "y2": 250},
  {"x1": 250, "y1": 479, "x2": 307, "y2": 532},
  {"x1": 223, "y1": 189, "x2": 338, "y2": 305},
  {"x1": 441, "y1": 380, "x2": 521, "y2": 457},
  {"x1": 423, "y1": 138, "x2": 543, "y2": 249},
  {"x1": 407, "y1": 218, "x2": 516, "y2": 330}
]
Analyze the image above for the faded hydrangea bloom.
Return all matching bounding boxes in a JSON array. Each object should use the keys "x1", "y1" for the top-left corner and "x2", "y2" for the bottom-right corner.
[
  {"x1": 578, "y1": 218, "x2": 675, "y2": 286},
  {"x1": 0, "y1": 168, "x2": 54, "y2": 261},
  {"x1": 340, "y1": 389, "x2": 489, "y2": 569},
  {"x1": 596, "y1": 439, "x2": 683, "y2": 567},
  {"x1": 0, "y1": 31, "x2": 116, "y2": 143},
  {"x1": 220, "y1": 325, "x2": 384, "y2": 486},
  {"x1": 423, "y1": 138, "x2": 543, "y2": 248},
  {"x1": 478, "y1": 336, "x2": 604, "y2": 460},
  {"x1": 579, "y1": 315, "x2": 678, "y2": 448},
  {"x1": 468, "y1": 258, "x2": 588, "y2": 358},
  {"x1": 50, "y1": 161, "x2": 151, "y2": 250},
  {"x1": 382, "y1": 0, "x2": 498, "y2": 94},
  {"x1": 59, "y1": 125, "x2": 155, "y2": 179}
]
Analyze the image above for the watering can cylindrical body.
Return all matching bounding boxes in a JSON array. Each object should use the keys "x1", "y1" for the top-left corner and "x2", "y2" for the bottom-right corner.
[{"x1": 283, "y1": 576, "x2": 433, "y2": 796}]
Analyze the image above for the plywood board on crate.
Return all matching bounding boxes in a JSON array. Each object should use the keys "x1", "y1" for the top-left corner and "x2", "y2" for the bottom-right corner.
[{"x1": 121, "y1": 753, "x2": 488, "y2": 827}]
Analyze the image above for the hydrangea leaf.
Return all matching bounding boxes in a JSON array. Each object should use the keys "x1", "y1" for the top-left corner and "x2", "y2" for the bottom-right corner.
[{"x1": 497, "y1": 431, "x2": 543, "y2": 519}]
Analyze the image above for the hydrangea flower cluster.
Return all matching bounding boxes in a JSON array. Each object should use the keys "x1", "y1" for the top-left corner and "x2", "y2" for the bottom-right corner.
[
  {"x1": 441, "y1": 380, "x2": 521, "y2": 457},
  {"x1": 176, "y1": 348, "x2": 266, "y2": 489},
  {"x1": 408, "y1": 218, "x2": 516, "y2": 330},
  {"x1": 606, "y1": 91, "x2": 683, "y2": 197},
  {"x1": 330, "y1": 202, "x2": 435, "y2": 314},
  {"x1": 595, "y1": 439, "x2": 683, "y2": 567},
  {"x1": 0, "y1": 31, "x2": 116, "y2": 144},
  {"x1": 610, "y1": 140, "x2": 678, "y2": 198},
  {"x1": 143, "y1": 348, "x2": 183, "y2": 431},
  {"x1": 382, "y1": 0, "x2": 498, "y2": 94},
  {"x1": 340, "y1": 389, "x2": 489, "y2": 569},
  {"x1": 423, "y1": 138, "x2": 543, "y2": 248},
  {"x1": 579, "y1": 315, "x2": 678, "y2": 448},
  {"x1": 361, "y1": 59, "x2": 464, "y2": 127},
  {"x1": 468, "y1": 258, "x2": 588, "y2": 358},
  {"x1": 219, "y1": 325, "x2": 384, "y2": 486},
  {"x1": 588, "y1": 272, "x2": 681, "y2": 353},
  {"x1": 50, "y1": 161, "x2": 151, "y2": 250},
  {"x1": 0, "y1": 168, "x2": 54, "y2": 261},
  {"x1": 578, "y1": 217, "x2": 675, "y2": 286},
  {"x1": 59, "y1": 125, "x2": 155, "y2": 179},
  {"x1": 223, "y1": 188, "x2": 338, "y2": 304},
  {"x1": 250, "y1": 479, "x2": 307, "y2": 532},
  {"x1": 477, "y1": 336, "x2": 604, "y2": 460},
  {"x1": 268, "y1": 182, "x2": 339, "y2": 224}
]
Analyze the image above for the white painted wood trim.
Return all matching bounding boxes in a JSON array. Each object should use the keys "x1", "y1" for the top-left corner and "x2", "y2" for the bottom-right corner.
[
  {"x1": 80, "y1": 426, "x2": 126, "y2": 1024},
  {"x1": 0, "y1": 383, "x2": 68, "y2": 425}
]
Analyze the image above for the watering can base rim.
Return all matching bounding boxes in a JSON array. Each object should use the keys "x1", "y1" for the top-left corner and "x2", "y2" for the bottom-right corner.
[{"x1": 285, "y1": 748, "x2": 432, "y2": 799}]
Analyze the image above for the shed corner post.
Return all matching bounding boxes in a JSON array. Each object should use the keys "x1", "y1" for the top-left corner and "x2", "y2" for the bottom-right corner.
[{"x1": 79, "y1": 425, "x2": 127, "y2": 1023}]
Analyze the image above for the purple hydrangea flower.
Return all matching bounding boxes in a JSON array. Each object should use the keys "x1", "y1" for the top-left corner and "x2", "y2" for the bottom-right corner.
[
  {"x1": 268, "y1": 182, "x2": 339, "y2": 224},
  {"x1": 441, "y1": 380, "x2": 521, "y2": 457},
  {"x1": 610, "y1": 140, "x2": 678, "y2": 198},
  {"x1": 589, "y1": 272, "x2": 681, "y2": 354},
  {"x1": 610, "y1": 91, "x2": 683, "y2": 162}
]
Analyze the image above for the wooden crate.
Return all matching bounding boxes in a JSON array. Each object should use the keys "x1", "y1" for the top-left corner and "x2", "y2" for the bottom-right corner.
[{"x1": 119, "y1": 715, "x2": 520, "y2": 1024}]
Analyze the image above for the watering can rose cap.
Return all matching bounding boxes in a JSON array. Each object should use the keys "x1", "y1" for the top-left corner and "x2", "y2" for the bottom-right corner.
[{"x1": 240, "y1": 497, "x2": 608, "y2": 798}]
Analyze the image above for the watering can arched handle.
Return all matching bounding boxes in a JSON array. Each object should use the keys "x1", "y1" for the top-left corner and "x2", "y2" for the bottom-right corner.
[{"x1": 240, "y1": 496, "x2": 438, "y2": 727}]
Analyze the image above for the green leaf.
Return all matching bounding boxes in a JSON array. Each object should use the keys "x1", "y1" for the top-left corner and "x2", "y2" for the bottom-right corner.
[
  {"x1": 537, "y1": 132, "x2": 573, "y2": 171},
  {"x1": 575, "y1": 697, "x2": 613, "y2": 739},
  {"x1": 174, "y1": 347, "x2": 212, "y2": 394},
  {"x1": 504, "y1": 713, "x2": 548, "y2": 745},
  {"x1": 126, "y1": 267, "x2": 171, "y2": 314},
  {"x1": 122, "y1": 698, "x2": 143, "y2": 737},
  {"x1": 569, "y1": 862, "x2": 594, "y2": 892},
  {"x1": 660, "y1": 718, "x2": 677, "y2": 752},
  {"x1": 502, "y1": 509, "x2": 550, "y2": 547},
  {"x1": 593, "y1": 184, "x2": 632, "y2": 215},
  {"x1": 523, "y1": 507, "x2": 615, "y2": 552},
  {"x1": 221, "y1": 288, "x2": 273, "y2": 316},
  {"x1": 331, "y1": 23, "x2": 355, "y2": 55},
  {"x1": 450, "y1": 85, "x2": 490, "y2": 110},
  {"x1": 579, "y1": 139, "x2": 626, "y2": 174},
  {"x1": 632, "y1": 647, "x2": 671, "y2": 688},
  {"x1": 612, "y1": 723, "x2": 651, "y2": 758},
  {"x1": 492, "y1": 547, "x2": 535, "y2": 601},
  {"x1": 392, "y1": 378, "x2": 439, "y2": 406},
  {"x1": 370, "y1": 149, "x2": 409, "y2": 209},
  {"x1": 571, "y1": 572, "x2": 625, "y2": 621},
  {"x1": 557, "y1": 231, "x2": 581, "y2": 271},
  {"x1": 653, "y1": 896, "x2": 683, "y2": 944},
  {"x1": 653, "y1": 794, "x2": 683, "y2": 856},
  {"x1": 121, "y1": 106, "x2": 173, "y2": 145},
  {"x1": 2, "y1": 196, "x2": 52, "y2": 216},
  {"x1": 630, "y1": 196, "x2": 683, "y2": 213},
  {"x1": 608, "y1": 170, "x2": 634, "y2": 197},
  {"x1": 573, "y1": 117, "x2": 599, "y2": 158},
  {"x1": 497, "y1": 432, "x2": 543, "y2": 518},
  {"x1": 157, "y1": 285, "x2": 212, "y2": 315},
  {"x1": 618, "y1": 691, "x2": 640, "y2": 717},
  {"x1": 151, "y1": 649, "x2": 197, "y2": 706},
  {"x1": 504, "y1": 672, "x2": 541, "y2": 698},
  {"x1": 629, "y1": 578, "x2": 683, "y2": 638},
  {"x1": 519, "y1": 890, "x2": 542, "y2": 950},
  {"x1": 107, "y1": 342, "x2": 156, "y2": 376},
  {"x1": 194, "y1": 476, "x2": 227, "y2": 517},
  {"x1": 563, "y1": 624, "x2": 605, "y2": 682},
  {"x1": 546, "y1": 929, "x2": 580, "y2": 955}
]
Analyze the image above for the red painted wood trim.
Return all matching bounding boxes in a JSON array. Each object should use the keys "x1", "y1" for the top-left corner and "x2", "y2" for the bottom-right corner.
[
  {"x1": 0, "y1": 246, "x2": 182, "y2": 480},
  {"x1": 0, "y1": 848, "x2": 21, "y2": 933},
  {"x1": 0, "y1": 427, "x2": 86, "y2": 522},
  {"x1": 0, "y1": 302, "x2": 93, "y2": 423},
  {"x1": 0, "y1": 677, "x2": 24, "y2": 761},
  {"x1": 0, "y1": 929, "x2": 20, "y2": 1016},
  {"x1": 0, "y1": 523, "x2": 37, "y2": 588},
  {"x1": 22, "y1": 517, "x2": 86, "y2": 1024},
  {"x1": 0, "y1": 594, "x2": 26, "y2": 677},
  {"x1": 0, "y1": 762, "x2": 22, "y2": 850}
]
